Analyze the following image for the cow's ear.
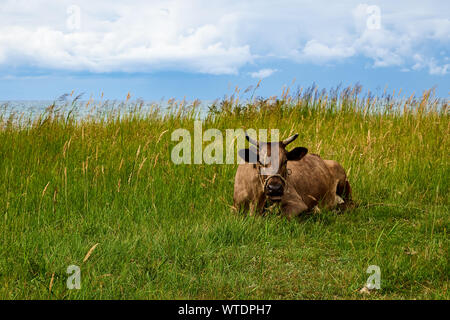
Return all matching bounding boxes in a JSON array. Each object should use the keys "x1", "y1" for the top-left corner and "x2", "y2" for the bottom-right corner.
[
  {"x1": 238, "y1": 148, "x2": 258, "y2": 163},
  {"x1": 287, "y1": 147, "x2": 308, "y2": 161}
]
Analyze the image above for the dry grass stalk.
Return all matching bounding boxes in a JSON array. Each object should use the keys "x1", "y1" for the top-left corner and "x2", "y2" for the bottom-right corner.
[
  {"x1": 83, "y1": 243, "x2": 99, "y2": 263},
  {"x1": 49, "y1": 272, "x2": 55, "y2": 294},
  {"x1": 42, "y1": 181, "x2": 50, "y2": 197}
]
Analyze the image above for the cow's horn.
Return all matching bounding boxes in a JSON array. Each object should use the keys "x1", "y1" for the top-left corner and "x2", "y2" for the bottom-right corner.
[
  {"x1": 245, "y1": 132, "x2": 258, "y2": 146},
  {"x1": 282, "y1": 133, "x2": 299, "y2": 146}
]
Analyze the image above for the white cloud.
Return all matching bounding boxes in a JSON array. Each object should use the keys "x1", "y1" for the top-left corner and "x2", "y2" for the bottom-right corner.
[
  {"x1": 0, "y1": 0, "x2": 253, "y2": 74},
  {"x1": 249, "y1": 68, "x2": 277, "y2": 79},
  {"x1": 0, "y1": 0, "x2": 448, "y2": 75},
  {"x1": 413, "y1": 54, "x2": 449, "y2": 75},
  {"x1": 300, "y1": 40, "x2": 356, "y2": 62},
  {"x1": 428, "y1": 60, "x2": 450, "y2": 75}
]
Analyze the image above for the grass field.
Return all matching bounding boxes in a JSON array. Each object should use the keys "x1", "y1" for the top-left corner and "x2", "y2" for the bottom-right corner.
[{"x1": 0, "y1": 85, "x2": 448, "y2": 299}]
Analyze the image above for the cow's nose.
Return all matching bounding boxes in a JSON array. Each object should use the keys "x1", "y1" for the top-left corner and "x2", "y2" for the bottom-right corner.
[{"x1": 268, "y1": 184, "x2": 282, "y2": 192}]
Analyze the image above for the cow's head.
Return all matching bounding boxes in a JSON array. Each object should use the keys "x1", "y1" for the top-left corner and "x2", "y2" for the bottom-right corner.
[{"x1": 238, "y1": 132, "x2": 308, "y2": 202}]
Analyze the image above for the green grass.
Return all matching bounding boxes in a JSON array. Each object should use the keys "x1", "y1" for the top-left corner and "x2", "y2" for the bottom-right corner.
[{"x1": 0, "y1": 86, "x2": 448, "y2": 299}]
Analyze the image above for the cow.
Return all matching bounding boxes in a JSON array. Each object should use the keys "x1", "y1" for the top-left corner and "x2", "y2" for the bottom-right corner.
[{"x1": 233, "y1": 132, "x2": 352, "y2": 219}]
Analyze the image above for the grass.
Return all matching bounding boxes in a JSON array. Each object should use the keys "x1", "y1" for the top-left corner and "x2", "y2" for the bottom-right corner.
[{"x1": 0, "y1": 85, "x2": 448, "y2": 299}]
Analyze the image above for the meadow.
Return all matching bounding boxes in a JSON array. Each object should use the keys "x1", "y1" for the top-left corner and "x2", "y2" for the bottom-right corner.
[{"x1": 0, "y1": 85, "x2": 448, "y2": 299}]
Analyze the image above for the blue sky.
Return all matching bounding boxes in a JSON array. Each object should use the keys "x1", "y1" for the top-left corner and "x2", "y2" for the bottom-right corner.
[{"x1": 0, "y1": 0, "x2": 448, "y2": 100}]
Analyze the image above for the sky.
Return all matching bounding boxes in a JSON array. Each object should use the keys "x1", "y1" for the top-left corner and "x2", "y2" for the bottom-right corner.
[{"x1": 0, "y1": 0, "x2": 449, "y2": 100}]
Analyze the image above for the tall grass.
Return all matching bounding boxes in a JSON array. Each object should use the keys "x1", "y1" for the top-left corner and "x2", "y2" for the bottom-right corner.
[{"x1": 0, "y1": 85, "x2": 448, "y2": 299}]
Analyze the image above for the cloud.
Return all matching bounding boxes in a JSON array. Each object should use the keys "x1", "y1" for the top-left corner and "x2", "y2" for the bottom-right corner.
[
  {"x1": 249, "y1": 68, "x2": 277, "y2": 79},
  {"x1": 0, "y1": 0, "x2": 253, "y2": 74},
  {"x1": 412, "y1": 54, "x2": 449, "y2": 75},
  {"x1": 0, "y1": 0, "x2": 448, "y2": 75},
  {"x1": 428, "y1": 60, "x2": 450, "y2": 75},
  {"x1": 300, "y1": 40, "x2": 356, "y2": 62}
]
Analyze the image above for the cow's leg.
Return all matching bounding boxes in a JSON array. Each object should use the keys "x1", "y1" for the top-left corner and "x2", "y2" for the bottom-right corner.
[
  {"x1": 233, "y1": 191, "x2": 251, "y2": 214},
  {"x1": 324, "y1": 160, "x2": 352, "y2": 208},
  {"x1": 323, "y1": 178, "x2": 340, "y2": 210},
  {"x1": 235, "y1": 201, "x2": 261, "y2": 216},
  {"x1": 281, "y1": 199, "x2": 308, "y2": 220},
  {"x1": 281, "y1": 189, "x2": 309, "y2": 220},
  {"x1": 324, "y1": 179, "x2": 353, "y2": 211},
  {"x1": 249, "y1": 202, "x2": 259, "y2": 216},
  {"x1": 335, "y1": 195, "x2": 344, "y2": 205},
  {"x1": 234, "y1": 196, "x2": 265, "y2": 216},
  {"x1": 337, "y1": 179, "x2": 353, "y2": 210},
  {"x1": 252, "y1": 196, "x2": 268, "y2": 216}
]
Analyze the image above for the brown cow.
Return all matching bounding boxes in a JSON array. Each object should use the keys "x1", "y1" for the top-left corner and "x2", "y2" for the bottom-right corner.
[{"x1": 233, "y1": 132, "x2": 352, "y2": 219}]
